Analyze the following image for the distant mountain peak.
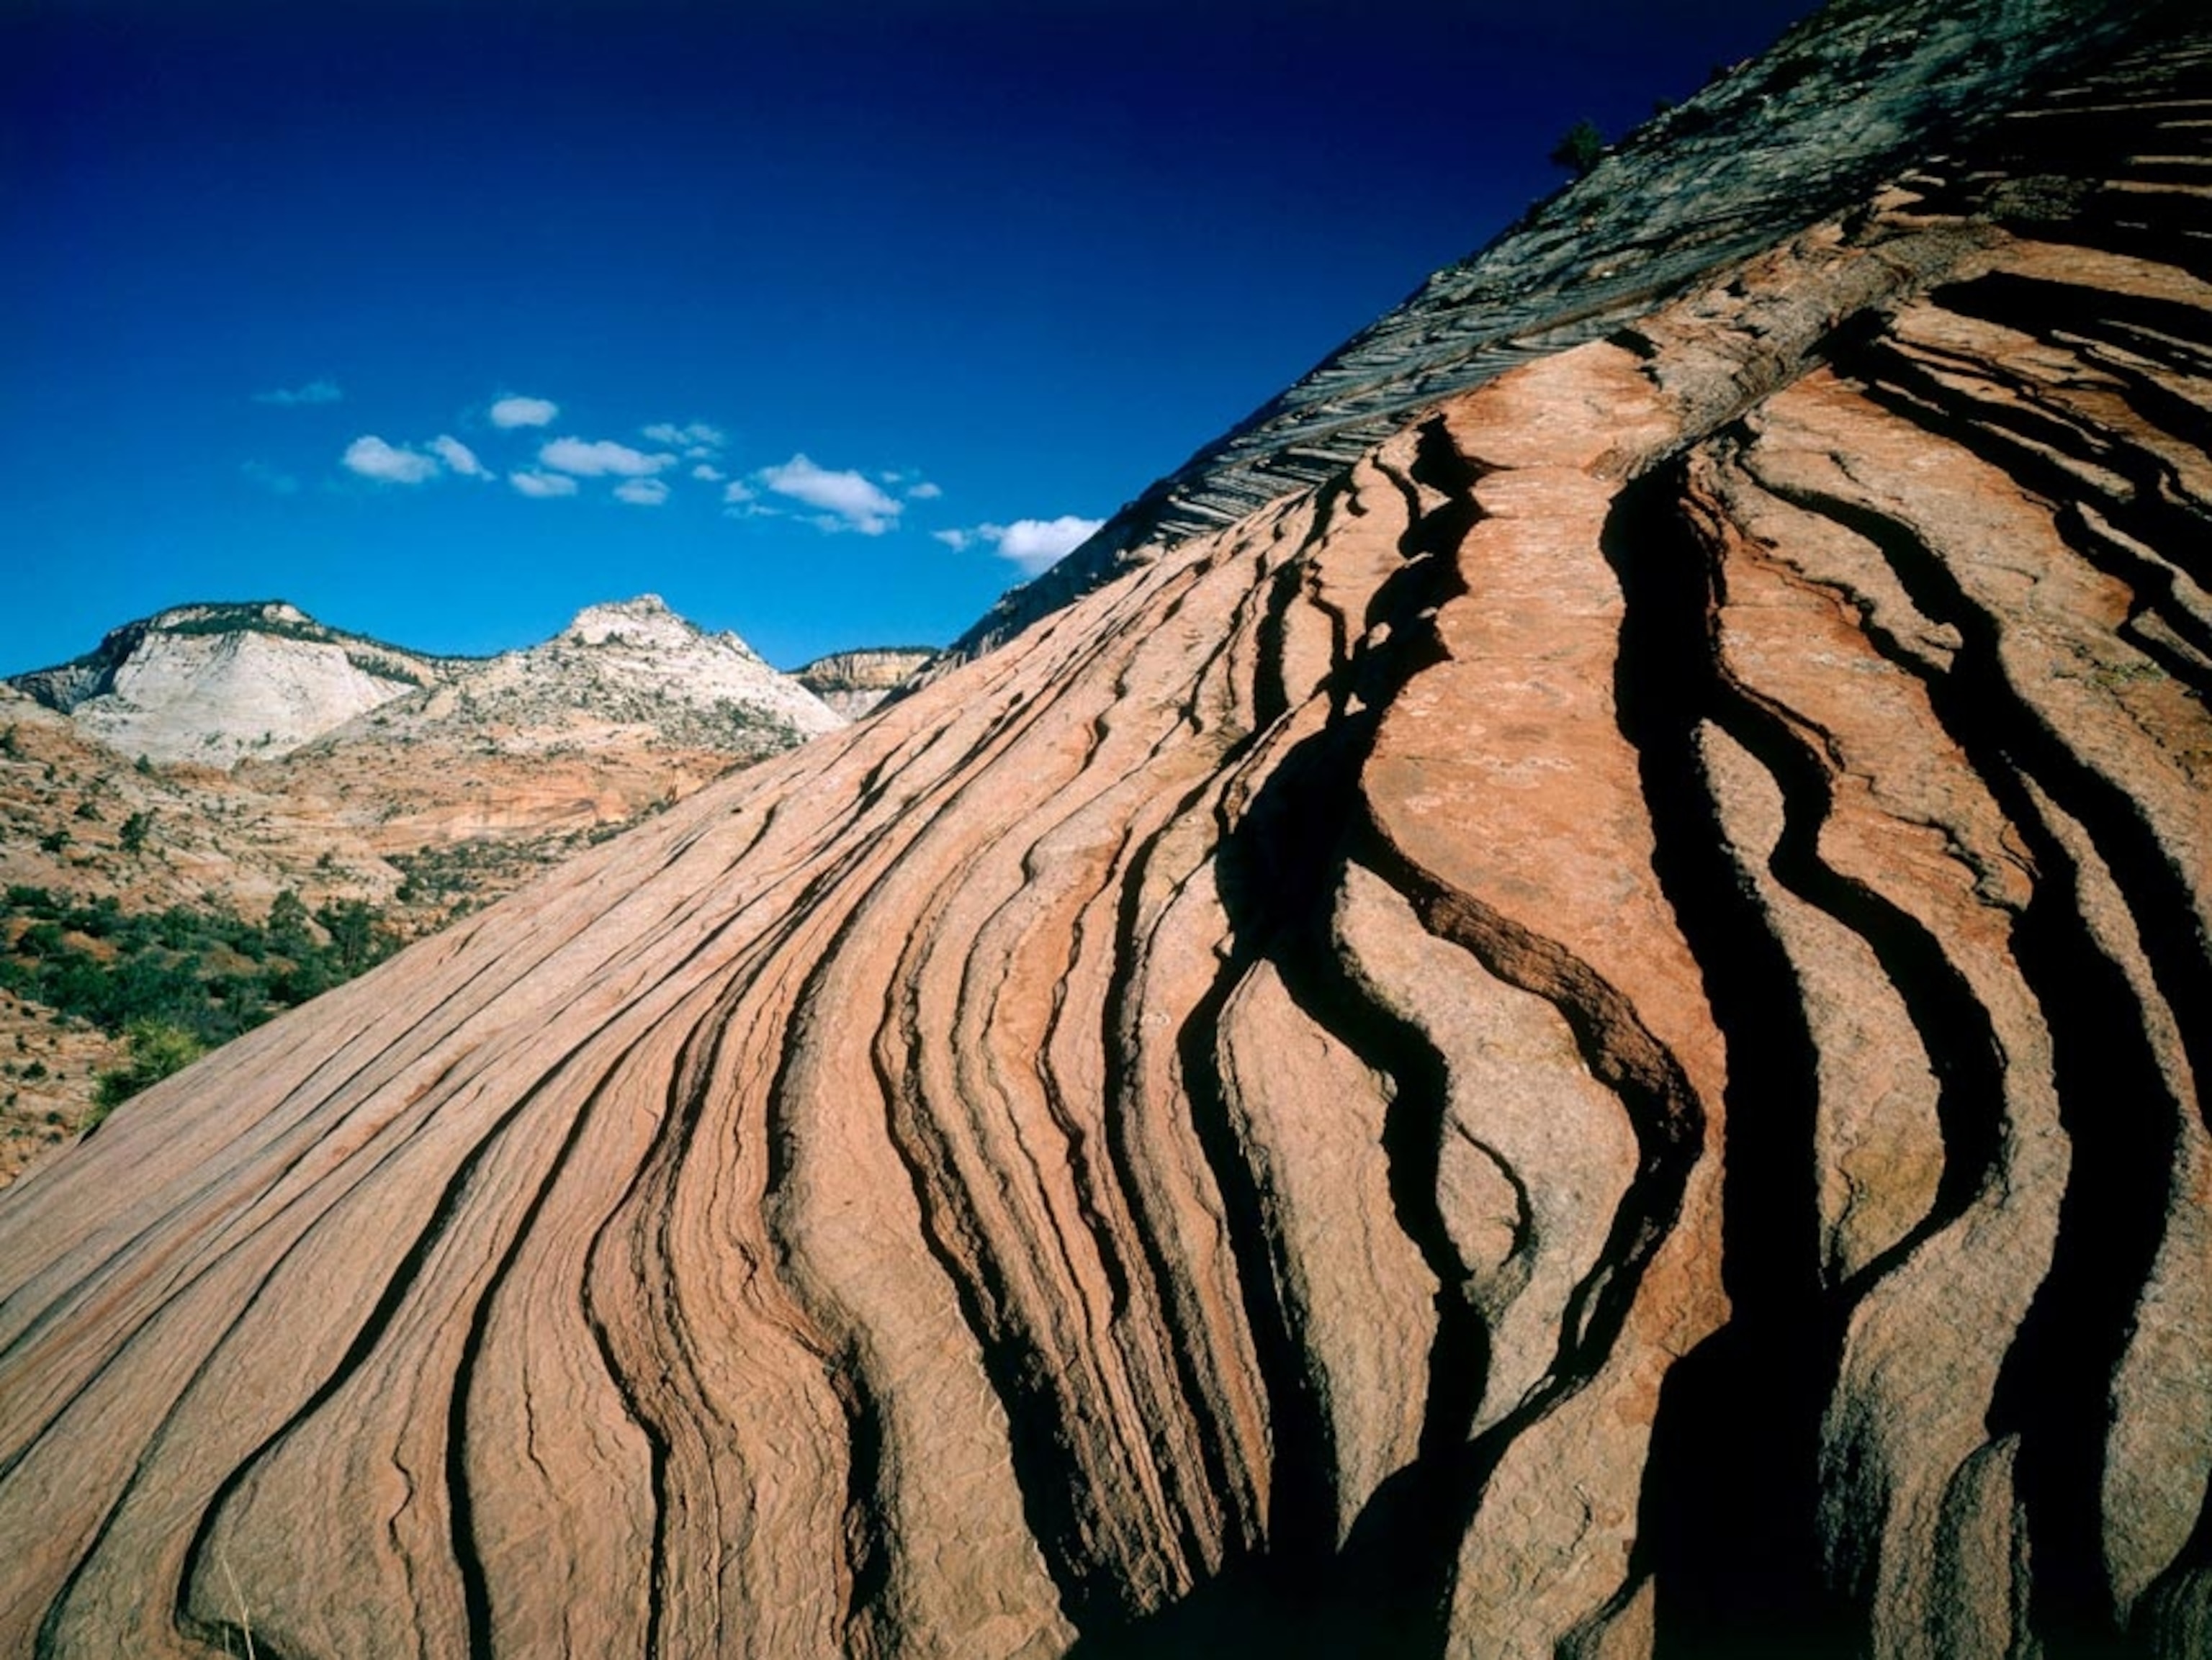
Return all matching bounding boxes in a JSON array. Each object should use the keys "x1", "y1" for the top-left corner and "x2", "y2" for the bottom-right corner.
[
  {"x1": 563, "y1": 594, "x2": 701, "y2": 651},
  {"x1": 145, "y1": 599, "x2": 316, "y2": 633},
  {"x1": 9, "y1": 595, "x2": 842, "y2": 766}
]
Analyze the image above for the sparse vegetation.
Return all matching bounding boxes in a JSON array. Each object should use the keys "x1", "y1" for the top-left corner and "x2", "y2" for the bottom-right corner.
[
  {"x1": 0, "y1": 884, "x2": 401, "y2": 1058},
  {"x1": 89, "y1": 1018, "x2": 207, "y2": 1120},
  {"x1": 1549, "y1": 118, "x2": 1607, "y2": 177}
]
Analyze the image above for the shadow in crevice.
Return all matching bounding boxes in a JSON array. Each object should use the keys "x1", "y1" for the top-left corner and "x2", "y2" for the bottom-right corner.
[
  {"x1": 1600, "y1": 459, "x2": 1858, "y2": 1660},
  {"x1": 1071, "y1": 416, "x2": 1488, "y2": 1659},
  {"x1": 1076, "y1": 428, "x2": 1708, "y2": 1651}
]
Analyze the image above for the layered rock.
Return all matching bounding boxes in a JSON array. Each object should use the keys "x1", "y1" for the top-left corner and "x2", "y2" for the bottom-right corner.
[
  {"x1": 1, "y1": 4, "x2": 2208, "y2": 1659},
  {"x1": 0, "y1": 603, "x2": 844, "y2": 1166},
  {"x1": 933, "y1": 0, "x2": 2160, "y2": 672},
  {"x1": 796, "y1": 647, "x2": 939, "y2": 718}
]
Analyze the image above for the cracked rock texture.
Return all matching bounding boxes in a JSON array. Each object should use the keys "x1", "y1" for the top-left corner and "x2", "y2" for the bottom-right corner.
[{"x1": 1, "y1": 3, "x2": 2208, "y2": 1656}]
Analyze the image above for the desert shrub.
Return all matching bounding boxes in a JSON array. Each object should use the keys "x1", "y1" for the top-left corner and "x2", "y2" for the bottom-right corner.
[
  {"x1": 89, "y1": 1019, "x2": 207, "y2": 1119},
  {"x1": 1550, "y1": 118, "x2": 1606, "y2": 177}
]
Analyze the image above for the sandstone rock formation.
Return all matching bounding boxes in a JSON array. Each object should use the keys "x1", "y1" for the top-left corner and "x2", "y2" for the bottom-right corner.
[
  {"x1": 262, "y1": 593, "x2": 844, "y2": 850},
  {"x1": 9, "y1": 594, "x2": 842, "y2": 770},
  {"x1": 0, "y1": 602, "x2": 842, "y2": 1170},
  {"x1": 9, "y1": 602, "x2": 450, "y2": 767},
  {"x1": 796, "y1": 647, "x2": 939, "y2": 718},
  {"x1": 1, "y1": 3, "x2": 2207, "y2": 1656},
  {"x1": 933, "y1": 0, "x2": 2159, "y2": 672}
]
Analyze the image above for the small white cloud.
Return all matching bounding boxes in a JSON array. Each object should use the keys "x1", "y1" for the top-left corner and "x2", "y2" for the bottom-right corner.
[
  {"x1": 241, "y1": 459, "x2": 300, "y2": 495},
  {"x1": 756, "y1": 454, "x2": 903, "y2": 535},
  {"x1": 642, "y1": 420, "x2": 725, "y2": 450},
  {"x1": 490, "y1": 394, "x2": 559, "y2": 428},
  {"x1": 945, "y1": 515, "x2": 1104, "y2": 574},
  {"x1": 430, "y1": 434, "x2": 491, "y2": 479},
  {"x1": 994, "y1": 516, "x2": 1102, "y2": 572},
  {"x1": 541, "y1": 436, "x2": 675, "y2": 477},
  {"x1": 692, "y1": 463, "x2": 725, "y2": 482},
  {"x1": 614, "y1": 477, "x2": 671, "y2": 506},
  {"x1": 907, "y1": 480, "x2": 943, "y2": 500},
  {"x1": 343, "y1": 434, "x2": 438, "y2": 485},
  {"x1": 253, "y1": 379, "x2": 342, "y2": 407},
  {"x1": 722, "y1": 480, "x2": 757, "y2": 504},
  {"x1": 510, "y1": 469, "x2": 580, "y2": 498}
]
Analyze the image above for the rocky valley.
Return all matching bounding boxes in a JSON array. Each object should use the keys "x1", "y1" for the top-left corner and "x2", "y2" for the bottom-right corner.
[{"x1": 1, "y1": 1, "x2": 2207, "y2": 1656}]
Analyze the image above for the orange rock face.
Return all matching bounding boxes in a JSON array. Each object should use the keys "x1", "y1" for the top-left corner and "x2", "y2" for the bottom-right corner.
[{"x1": 2, "y1": 11, "x2": 2209, "y2": 1659}]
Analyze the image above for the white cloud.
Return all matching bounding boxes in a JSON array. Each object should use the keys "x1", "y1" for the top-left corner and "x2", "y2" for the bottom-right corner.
[
  {"x1": 722, "y1": 481, "x2": 757, "y2": 504},
  {"x1": 692, "y1": 463, "x2": 725, "y2": 482},
  {"x1": 642, "y1": 420, "x2": 724, "y2": 450},
  {"x1": 994, "y1": 516, "x2": 1102, "y2": 571},
  {"x1": 945, "y1": 515, "x2": 1104, "y2": 574},
  {"x1": 540, "y1": 436, "x2": 675, "y2": 477},
  {"x1": 253, "y1": 379, "x2": 341, "y2": 406},
  {"x1": 430, "y1": 434, "x2": 490, "y2": 479},
  {"x1": 343, "y1": 435, "x2": 438, "y2": 485},
  {"x1": 906, "y1": 480, "x2": 943, "y2": 500},
  {"x1": 614, "y1": 477, "x2": 670, "y2": 506},
  {"x1": 240, "y1": 459, "x2": 300, "y2": 495},
  {"x1": 755, "y1": 454, "x2": 902, "y2": 535},
  {"x1": 490, "y1": 394, "x2": 559, "y2": 428},
  {"x1": 509, "y1": 469, "x2": 580, "y2": 498}
]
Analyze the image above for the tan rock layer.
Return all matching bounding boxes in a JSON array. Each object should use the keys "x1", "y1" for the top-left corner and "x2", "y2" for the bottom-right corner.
[{"x1": 2, "y1": 15, "x2": 2210, "y2": 1659}]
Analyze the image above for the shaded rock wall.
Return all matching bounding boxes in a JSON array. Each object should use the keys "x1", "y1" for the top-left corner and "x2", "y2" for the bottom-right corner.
[{"x1": 1, "y1": 8, "x2": 2209, "y2": 1659}]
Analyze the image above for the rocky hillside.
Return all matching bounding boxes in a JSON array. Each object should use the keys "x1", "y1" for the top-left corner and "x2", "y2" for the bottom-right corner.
[
  {"x1": 932, "y1": 0, "x2": 2158, "y2": 671},
  {"x1": 9, "y1": 594, "x2": 840, "y2": 768},
  {"x1": 8, "y1": 600, "x2": 456, "y2": 767},
  {"x1": 1, "y1": 2, "x2": 2208, "y2": 1657},
  {"x1": 0, "y1": 599, "x2": 842, "y2": 1175}
]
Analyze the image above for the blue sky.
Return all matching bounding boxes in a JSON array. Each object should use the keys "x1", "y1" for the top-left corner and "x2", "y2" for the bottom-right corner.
[{"x1": 4, "y1": 0, "x2": 1818, "y2": 672}]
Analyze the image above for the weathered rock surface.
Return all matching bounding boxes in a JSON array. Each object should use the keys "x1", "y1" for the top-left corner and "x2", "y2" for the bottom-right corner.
[
  {"x1": 796, "y1": 647, "x2": 940, "y2": 718},
  {"x1": 0, "y1": 602, "x2": 843, "y2": 1169},
  {"x1": 1, "y1": 4, "x2": 2208, "y2": 1657},
  {"x1": 9, "y1": 601, "x2": 451, "y2": 767},
  {"x1": 932, "y1": 0, "x2": 2162, "y2": 673}
]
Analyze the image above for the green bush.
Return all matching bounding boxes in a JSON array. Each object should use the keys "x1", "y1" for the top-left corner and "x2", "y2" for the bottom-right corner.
[
  {"x1": 90, "y1": 1019, "x2": 207, "y2": 1120},
  {"x1": 1549, "y1": 118, "x2": 1606, "y2": 178}
]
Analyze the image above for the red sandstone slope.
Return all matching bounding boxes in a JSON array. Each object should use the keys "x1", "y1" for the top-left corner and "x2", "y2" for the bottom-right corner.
[{"x1": 2, "y1": 10, "x2": 2210, "y2": 1659}]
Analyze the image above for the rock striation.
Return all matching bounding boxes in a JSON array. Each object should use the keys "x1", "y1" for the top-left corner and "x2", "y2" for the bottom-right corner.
[
  {"x1": 932, "y1": 0, "x2": 2163, "y2": 672},
  {"x1": 1, "y1": 3, "x2": 2208, "y2": 1657}
]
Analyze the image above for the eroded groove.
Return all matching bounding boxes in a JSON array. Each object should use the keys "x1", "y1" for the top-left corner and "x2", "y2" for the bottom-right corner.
[
  {"x1": 7, "y1": 9, "x2": 2211, "y2": 1657},
  {"x1": 1977, "y1": 769, "x2": 2184, "y2": 1656},
  {"x1": 1750, "y1": 474, "x2": 2212, "y2": 1133}
]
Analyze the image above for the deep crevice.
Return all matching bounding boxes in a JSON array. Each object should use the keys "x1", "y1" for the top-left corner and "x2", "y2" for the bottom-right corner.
[{"x1": 1601, "y1": 459, "x2": 1856, "y2": 1659}]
